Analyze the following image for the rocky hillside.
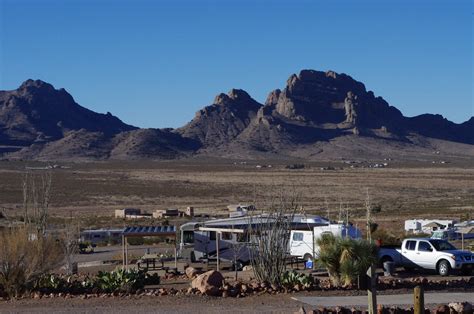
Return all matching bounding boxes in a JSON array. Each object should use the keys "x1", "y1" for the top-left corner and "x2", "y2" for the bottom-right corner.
[
  {"x1": 1, "y1": 71, "x2": 473, "y2": 161},
  {"x1": 0, "y1": 79, "x2": 136, "y2": 146}
]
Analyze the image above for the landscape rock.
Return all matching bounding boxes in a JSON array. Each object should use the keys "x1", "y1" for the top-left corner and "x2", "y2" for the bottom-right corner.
[
  {"x1": 185, "y1": 266, "x2": 199, "y2": 279},
  {"x1": 191, "y1": 270, "x2": 224, "y2": 296}
]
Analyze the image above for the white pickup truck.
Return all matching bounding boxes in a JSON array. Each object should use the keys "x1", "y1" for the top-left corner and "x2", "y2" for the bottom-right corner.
[{"x1": 378, "y1": 238, "x2": 474, "y2": 276}]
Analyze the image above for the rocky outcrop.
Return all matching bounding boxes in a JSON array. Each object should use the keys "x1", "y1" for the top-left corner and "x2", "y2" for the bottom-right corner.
[
  {"x1": 177, "y1": 89, "x2": 262, "y2": 146},
  {"x1": 1, "y1": 71, "x2": 473, "y2": 161},
  {"x1": 0, "y1": 80, "x2": 136, "y2": 146}
]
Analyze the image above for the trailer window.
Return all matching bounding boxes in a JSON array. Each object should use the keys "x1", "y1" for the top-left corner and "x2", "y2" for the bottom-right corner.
[
  {"x1": 209, "y1": 231, "x2": 216, "y2": 241},
  {"x1": 292, "y1": 232, "x2": 304, "y2": 241},
  {"x1": 182, "y1": 231, "x2": 194, "y2": 244},
  {"x1": 221, "y1": 232, "x2": 232, "y2": 240},
  {"x1": 405, "y1": 240, "x2": 416, "y2": 251}
]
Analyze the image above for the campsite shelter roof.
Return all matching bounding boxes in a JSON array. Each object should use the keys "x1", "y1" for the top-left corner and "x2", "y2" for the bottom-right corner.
[{"x1": 122, "y1": 226, "x2": 176, "y2": 237}]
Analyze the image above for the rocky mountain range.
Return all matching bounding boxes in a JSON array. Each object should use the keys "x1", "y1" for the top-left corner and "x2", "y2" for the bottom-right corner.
[{"x1": 1, "y1": 70, "x2": 473, "y2": 161}]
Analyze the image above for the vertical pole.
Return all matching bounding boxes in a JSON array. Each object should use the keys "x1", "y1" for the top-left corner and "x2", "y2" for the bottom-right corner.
[
  {"x1": 367, "y1": 265, "x2": 377, "y2": 314},
  {"x1": 462, "y1": 233, "x2": 464, "y2": 251},
  {"x1": 125, "y1": 237, "x2": 128, "y2": 269},
  {"x1": 312, "y1": 227, "x2": 315, "y2": 270},
  {"x1": 122, "y1": 234, "x2": 125, "y2": 269},
  {"x1": 216, "y1": 232, "x2": 220, "y2": 271},
  {"x1": 414, "y1": 285, "x2": 424, "y2": 314},
  {"x1": 174, "y1": 245, "x2": 177, "y2": 268}
]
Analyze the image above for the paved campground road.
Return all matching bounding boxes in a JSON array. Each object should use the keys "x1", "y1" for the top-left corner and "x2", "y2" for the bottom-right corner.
[{"x1": 294, "y1": 292, "x2": 474, "y2": 307}]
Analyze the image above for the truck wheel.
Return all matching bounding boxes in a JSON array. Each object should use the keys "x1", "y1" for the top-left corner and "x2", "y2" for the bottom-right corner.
[{"x1": 437, "y1": 260, "x2": 450, "y2": 276}]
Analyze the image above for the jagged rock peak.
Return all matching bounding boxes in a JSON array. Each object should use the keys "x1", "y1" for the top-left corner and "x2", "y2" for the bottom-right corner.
[
  {"x1": 19, "y1": 79, "x2": 56, "y2": 91},
  {"x1": 265, "y1": 89, "x2": 281, "y2": 106},
  {"x1": 214, "y1": 89, "x2": 253, "y2": 105}
]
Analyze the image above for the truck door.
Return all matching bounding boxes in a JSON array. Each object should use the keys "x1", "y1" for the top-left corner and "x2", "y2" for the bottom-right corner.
[
  {"x1": 402, "y1": 240, "x2": 418, "y2": 267},
  {"x1": 416, "y1": 240, "x2": 435, "y2": 270}
]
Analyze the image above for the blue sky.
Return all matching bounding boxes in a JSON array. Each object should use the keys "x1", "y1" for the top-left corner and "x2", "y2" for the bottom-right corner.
[{"x1": 0, "y1": 0, "x2": 472, "y2": 128}]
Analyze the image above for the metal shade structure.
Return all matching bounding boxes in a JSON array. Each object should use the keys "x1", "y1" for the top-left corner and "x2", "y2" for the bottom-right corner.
[
  {"x1": 123, "y1": 226, "x2": 176, "y2": 237},
  {"x1": 121, "y1": 226, "x2": 177, "y2": 269}
]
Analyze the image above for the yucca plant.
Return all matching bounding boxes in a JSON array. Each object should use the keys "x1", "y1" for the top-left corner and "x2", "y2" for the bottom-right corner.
[{"x1": 317, "y1": 234, "x2": 378, "y2": 287}]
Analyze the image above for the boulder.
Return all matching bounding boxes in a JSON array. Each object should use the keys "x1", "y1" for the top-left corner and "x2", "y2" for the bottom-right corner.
[
  {"x1": 185, "y1": 266, "x2": 198, "y2": 279},
  {"x1": 191, "y1": 270, "x2": 224, "y2": 296}
]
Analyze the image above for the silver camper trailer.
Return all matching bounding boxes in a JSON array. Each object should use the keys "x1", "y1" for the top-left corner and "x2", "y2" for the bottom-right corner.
[{"x1": 179, "y1": 214, "x2": 330, "y2": 266}]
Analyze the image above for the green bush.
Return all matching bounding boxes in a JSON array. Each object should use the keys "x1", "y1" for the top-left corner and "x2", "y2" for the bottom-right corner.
[
  {"x1": 281, "y1": 271, "x2": 313, "y2": 288},
  {"x1": 95, "y1": 269, "x2": 146, "y2": 292},
  {"x1": 317, "y1": 234, "x2": 378, "y2": 287}
]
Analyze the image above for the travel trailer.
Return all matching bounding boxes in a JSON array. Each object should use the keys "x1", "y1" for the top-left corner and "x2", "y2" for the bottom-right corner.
[
  {"x1": 289, "y1": 223, "x2": 362, "y2": 260},
  {"x1": 179, "y1": 214, "x2": 329, "y2": 265}
]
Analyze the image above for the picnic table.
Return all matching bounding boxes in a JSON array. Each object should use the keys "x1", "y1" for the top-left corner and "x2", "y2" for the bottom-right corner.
[{"x1": 137, "y1": 253, "x2": 165, "y2": 270}]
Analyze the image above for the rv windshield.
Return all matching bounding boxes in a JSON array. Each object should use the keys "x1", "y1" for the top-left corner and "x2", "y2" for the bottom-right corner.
[{"x1": 428, "y1": 239, "x2": 456, "y2": 251}]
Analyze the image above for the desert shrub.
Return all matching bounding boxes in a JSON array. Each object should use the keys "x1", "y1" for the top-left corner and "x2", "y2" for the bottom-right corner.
[
  {"x1": 95, "y1": 269, "x2": 146, "y2": 292},
  {"x1": 127, "y1": 237, "x2": 144, "y2": 246},
  {"x1": 0, "y1": 227, "x2": 64, "y2": 297},
  {"x1": 281, "y1": 270, "x2": 313, "y2": 288},
  {"x1": 372, "y1": 229, "x2": 402, "y2": 246},
  {"x1": 317, "y1": 234, "x2": 378, "y2": 287}
]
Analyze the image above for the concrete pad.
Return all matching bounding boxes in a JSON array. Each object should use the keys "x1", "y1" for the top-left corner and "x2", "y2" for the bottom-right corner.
[{"x1": 294, "y1": 292, "x2": 474, "y2": 307}]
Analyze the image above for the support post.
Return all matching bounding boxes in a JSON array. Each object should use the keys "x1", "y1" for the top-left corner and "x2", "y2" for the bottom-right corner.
[
  {"x1": 174, "y1": 245, "x2": 177, "y2": 268},
  {"x1": 367, "y1": 265, "x2": 377, "y2": 314},
  {"x1": 414, "y1": 285, "x2": 424, "y2": 314},
  {"x1": 312, "y1": 228, "x2": 315, "y2": 270},
  {"x1": 216, "y1": 232, "x2": 220, "y2": 271},
  {"x1": 122, "y1": 234, "x2": 125, "y2": 269},
  {"x1": 125, "y1": 237, "x2": 128, "y2": 268}
]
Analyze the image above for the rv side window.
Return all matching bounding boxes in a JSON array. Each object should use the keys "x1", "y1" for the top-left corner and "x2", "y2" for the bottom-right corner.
[
  {"x1": 221, "y1": 232, "x2": 232, "y2": 240},
  {"x1": 182, "y1": 231, "x2": 194, "y2": 244},
  {"x1": 292, "y1": 232, "x2": 304, "y2": 241},
  {"x1": 405, "y1": 240, "x2": 416, "y2": 251},
  {"x1": 209, "y1": 232, "x2": 216, "y2": 241}
]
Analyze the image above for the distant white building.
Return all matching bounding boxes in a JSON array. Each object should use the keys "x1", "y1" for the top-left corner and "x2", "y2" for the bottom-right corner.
[{"x1": 404, "y1": 219, "x2": 456, "y2": 234}]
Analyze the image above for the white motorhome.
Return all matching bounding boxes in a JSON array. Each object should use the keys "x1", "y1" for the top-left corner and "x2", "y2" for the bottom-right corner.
[
  {"x1": 289, "y1": 223, "x2": 362, "y2": 260},
  {"x1": 179, "y1": 214, "x2": 329, "y2": 265}
]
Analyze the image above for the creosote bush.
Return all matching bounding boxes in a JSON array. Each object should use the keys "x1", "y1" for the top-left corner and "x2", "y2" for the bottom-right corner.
[{"x1": 0, "y1": 227, "x2": 63, "y2": 297}]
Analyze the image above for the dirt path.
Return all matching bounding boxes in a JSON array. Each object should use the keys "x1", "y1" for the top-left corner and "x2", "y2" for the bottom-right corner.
[{"x1": 0, "y1": 294, "x2": 306, "y2": 314}]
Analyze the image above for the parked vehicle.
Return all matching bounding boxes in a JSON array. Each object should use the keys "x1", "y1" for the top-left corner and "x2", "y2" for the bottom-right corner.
[
  {"x1": 179, "y1": 214, "x2": 330, "y2": 265},
  {"x1": 289, "y1": 223, "x2": 362, "y2": 260},
  {"x1": 378, "y1": 238, "x2": 474, "y2": 276}
]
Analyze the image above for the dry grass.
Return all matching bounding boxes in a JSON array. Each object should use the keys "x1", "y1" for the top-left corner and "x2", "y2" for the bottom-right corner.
[{"x1": 0, "y1": 160, "x2": 473, "y2": 233}]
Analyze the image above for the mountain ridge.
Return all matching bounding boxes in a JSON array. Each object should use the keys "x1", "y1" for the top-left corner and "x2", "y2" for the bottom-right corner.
[{"x1": 1, "y1": 70, "x2": 473, "y2": 161}]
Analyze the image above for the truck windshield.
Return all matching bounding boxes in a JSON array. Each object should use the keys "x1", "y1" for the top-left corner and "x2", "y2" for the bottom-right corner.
[{"x1": 428, "y1": 239, "x2": 456, "y2": 251}]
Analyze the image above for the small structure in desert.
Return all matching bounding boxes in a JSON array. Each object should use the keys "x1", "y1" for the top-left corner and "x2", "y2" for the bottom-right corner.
[{"x1": 153, "y1": 208, "x2": 180, "y2": 218}]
